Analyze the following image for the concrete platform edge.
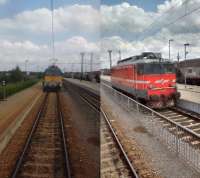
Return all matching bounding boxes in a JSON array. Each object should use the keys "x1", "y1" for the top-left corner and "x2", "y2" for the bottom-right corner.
[
  {"x1": 0, "y1": 93, "x2": 42, "y2": 154},
  {"x1": 177, "y1": 99, "x2": 200, "y2": 114}
]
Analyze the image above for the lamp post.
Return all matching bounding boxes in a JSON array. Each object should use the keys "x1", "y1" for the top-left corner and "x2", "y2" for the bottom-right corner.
[
  {"x1": 169, "y1": 39, "x2": 174, "y2": 60},
  {"x1": 184, "y1": 43, "x2": 190, "y2": 87},
  {"x1": 71, "y1": 63, "x2": 74, "y2": 78},
  {"x1": 90, "y1": 52, "x2": 93, "y2": 72},
  {"x1": 118, "y1": 50, "x2": 121, "y2": 61},
  {"x1": 80, "y1": 52, "x2": 85, "y2": 81},
  {"x1": 108, "y1": 50, "x2": 112, "y2": 70},
  {"x1": 25, "y1": 60, "x2": 28, "y2": 74}
]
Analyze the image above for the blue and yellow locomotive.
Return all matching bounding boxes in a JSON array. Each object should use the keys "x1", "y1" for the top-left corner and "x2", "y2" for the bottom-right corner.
[{"x1": 43, "y1": 65, "x2": 63, "y2": 92}]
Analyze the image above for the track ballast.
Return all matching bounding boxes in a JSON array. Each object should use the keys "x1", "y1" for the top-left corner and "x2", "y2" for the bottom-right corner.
[{"x1": 11, "y1": 92, "x2": 71, "y2": 178}]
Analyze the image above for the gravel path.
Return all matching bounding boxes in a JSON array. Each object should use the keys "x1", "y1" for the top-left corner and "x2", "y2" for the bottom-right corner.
[{"x1": 101, "y1": 89, "x2": 200, "y2": 178}]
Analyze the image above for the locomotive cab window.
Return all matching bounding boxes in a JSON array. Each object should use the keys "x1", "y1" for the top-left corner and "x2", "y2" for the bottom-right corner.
[
  {"x1": 140, "y1": 63, "x2": 164, "y2": 74},
  {"x1": 137, "y1": 63, "x2": 175, "y2": 74}
]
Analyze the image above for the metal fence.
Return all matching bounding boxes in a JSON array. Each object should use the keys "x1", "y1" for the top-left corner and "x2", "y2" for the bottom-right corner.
[{"x1": 101, "y1": 82, "x2": 200, "y2": 172}]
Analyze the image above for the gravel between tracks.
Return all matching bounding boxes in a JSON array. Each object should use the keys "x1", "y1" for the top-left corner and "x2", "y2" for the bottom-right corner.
[
  {"x1": 101, "y1": 102, "x2": 161, "y2": 178},
  {"x1": 60, "y1": 88, "x2": 100, "y2": 178},
  {"x1": 101, "y1": 89, "x2": 200, "y2": 178},
  {"x1": 0, "y1": 93, "x2": 45, "y2": 178}
]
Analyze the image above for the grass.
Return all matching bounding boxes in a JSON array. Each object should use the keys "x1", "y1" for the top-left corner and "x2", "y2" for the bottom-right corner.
[{"x1": 0, "y1": 79, "x2": 39, "y2": 99}]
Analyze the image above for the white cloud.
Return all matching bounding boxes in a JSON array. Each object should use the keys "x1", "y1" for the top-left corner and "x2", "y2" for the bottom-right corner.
[
  {"x1": 0, "y1": 36, "x2": 99, "y2": 71},
  {"x1": 101, "y1": 1, "x2": 200, "y2": 38},
  {"x1": 101, "y1": 1, "x2": 200, "y2": 68},
  {"x1": 101, "y1": 29, "x2": 200, "y2": 68},
  {"x1": 56, "y1": 36, "x2": 99, "y2": 54},
  {"x1": 0, "y1": 4, "x2": 100, "y2": 71},
  {"x1": 101, "y1": 2, "x2": 156, "y2": 36},
  {"x1": 0, "y1": 4, "x2": 99, "y2": 34}
]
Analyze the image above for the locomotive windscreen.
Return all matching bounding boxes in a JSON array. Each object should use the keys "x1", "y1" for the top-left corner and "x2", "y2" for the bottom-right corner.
[
  {"x1": 45, "y1": 65, "x2": 62, "y2": 76},
  {"x1": 137, "y1": 63, "x2": 175, "y2": 74}
]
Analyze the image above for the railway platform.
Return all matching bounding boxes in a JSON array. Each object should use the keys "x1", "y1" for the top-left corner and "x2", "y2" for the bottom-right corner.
[
  {"x1": 0, "y1": 83, "x2": 42, "y2": 154},
  {"x1": 177, "y1": 84, "x2": 200, "y2": 103}
]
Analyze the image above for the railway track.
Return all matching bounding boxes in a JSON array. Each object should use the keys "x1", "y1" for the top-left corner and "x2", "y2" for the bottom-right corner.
[
  {"x1": 66, "y1": 81, "x2": 138, "y2": 178},
  {"x1": 102, "y1": 81, "x2": 200, "y2": 147},
  {"x1": 101, "y1": 81, "x2": 200, "y2": 172},
  {"x1": 11, "y1": 92, "x2": 71, "y2": 178},
  {"x1": 101, "y1": 110, "x2": 138, "y2": 178},
  {"x1": 64, "y1": 80, "x2": 100, "y2": 111},
  {"x1": 156, "y1": 107, "x2": 200, "y2": 147}
]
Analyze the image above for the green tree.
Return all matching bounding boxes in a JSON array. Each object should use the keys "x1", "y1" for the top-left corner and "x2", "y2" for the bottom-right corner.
[{"x1": 10, "y1": 66, "x2": 24, "y2": 82}]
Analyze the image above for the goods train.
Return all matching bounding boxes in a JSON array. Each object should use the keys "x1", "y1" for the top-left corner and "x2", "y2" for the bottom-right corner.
[
  {"x1": 43, "y1": 65, "x2": 63, "y2": 92},
  {"x1": 111, "y1": 52, "x2": 180, "y2": 109},
  {"x1": 64, "y1": 71, "x2": 100, "y2": 83}
]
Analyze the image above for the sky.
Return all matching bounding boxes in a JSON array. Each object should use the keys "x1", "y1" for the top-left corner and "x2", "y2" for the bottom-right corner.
[
  {"x1": 101, "y1": 0, "x2": 165, "y2": 11},
  {"x1": 101, "y1": 0, "x2": 200, "y2": 68},
  {"x1": 0, "y1": 0, "x2": 100, "y2": 72},
  {"x1": 0, "y1": 0, "x2": 200, "y2": 71}
]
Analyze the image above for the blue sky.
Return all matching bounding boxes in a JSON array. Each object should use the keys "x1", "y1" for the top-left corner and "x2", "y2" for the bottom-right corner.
[
  {"x1": 1, "y1": 0, "x2": 199, "y2": 70},
  {"x1": 0, "y1": 0, "x2": 99, "y2": 17},
  {"x1": 101, "y1": 0, "x2": 165, "y2": 11},
  {"x1": 0, "y1": 0, "x2": 100, "y2": 71},
  {"x1": 0, "y1": 0, "x2": 100, "y2": 44}
]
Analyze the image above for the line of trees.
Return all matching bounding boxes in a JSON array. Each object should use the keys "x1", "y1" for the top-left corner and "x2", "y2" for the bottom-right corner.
[{"x1": 0, "y1": 66, "x2": 42, "y2": 83}]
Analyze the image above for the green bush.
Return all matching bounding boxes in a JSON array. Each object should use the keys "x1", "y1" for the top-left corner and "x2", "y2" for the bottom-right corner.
[{"x1": 0, "y1": 79, "x2": 39, "y2": 99}]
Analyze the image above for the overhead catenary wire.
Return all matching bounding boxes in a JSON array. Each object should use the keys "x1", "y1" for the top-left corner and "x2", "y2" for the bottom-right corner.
[
  {"x1": 155, "y1": 5, "x2": 200, "y2": 34},
  {"x1": 138, "y1": 0, "x2": 193, "y2": 40}
]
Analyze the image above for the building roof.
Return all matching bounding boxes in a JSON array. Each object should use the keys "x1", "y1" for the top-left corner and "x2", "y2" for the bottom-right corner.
[{"x1": 178, "y1": 58, "x2": 200, "y2": 68}]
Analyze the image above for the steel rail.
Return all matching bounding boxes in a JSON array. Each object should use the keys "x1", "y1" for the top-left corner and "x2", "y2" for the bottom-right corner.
[
  {"x1": 102, "y1": 80, "x2": 200, "y2": 172},
  {"x1": 68, "y1": 81, "x2": 139, "y2": 178},
  {"x1": 101, "y1": 108, "x2": 139, "y2": 178},
  {"x1": 64, "y1": 79, "x2": 100, "y2": 100},
  {"x1": 170, "y1": 107, "x2": 200, "y2": 121},
  {"x1": 101, "y1": 82, "x2": 200, "y2": 140},
  {"x1": 57, "y1": 93, "x2": 72, "y2": 178},
  {"x1": 11, "y1": 93, "x2": 71, "y2": 178},
  {"x1": 64, "y1": 80, "x2": 100, "y2": 111},
  {"x1": 11, "y1": 93, "x2": 48, "y2": 178}
]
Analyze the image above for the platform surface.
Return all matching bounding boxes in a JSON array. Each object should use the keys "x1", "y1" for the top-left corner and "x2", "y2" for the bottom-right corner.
[{"x1": 0, "y1": 83, "x2": 42, "y2": 136}]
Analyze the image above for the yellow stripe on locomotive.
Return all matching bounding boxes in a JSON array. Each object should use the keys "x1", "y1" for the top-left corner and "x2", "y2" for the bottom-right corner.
[{"x1": 44, "y1": 75, "x2": 63, "y2": 82}]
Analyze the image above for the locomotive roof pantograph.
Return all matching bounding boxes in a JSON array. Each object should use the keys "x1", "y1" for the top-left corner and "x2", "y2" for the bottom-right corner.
[{"x1": 117, "y1": 52, "x2": 171, "y2": 66}]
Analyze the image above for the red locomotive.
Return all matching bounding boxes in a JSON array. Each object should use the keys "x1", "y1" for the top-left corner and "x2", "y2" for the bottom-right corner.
[{"x1": 111, "y1": 52, "x2": 180, "y2": 108}]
